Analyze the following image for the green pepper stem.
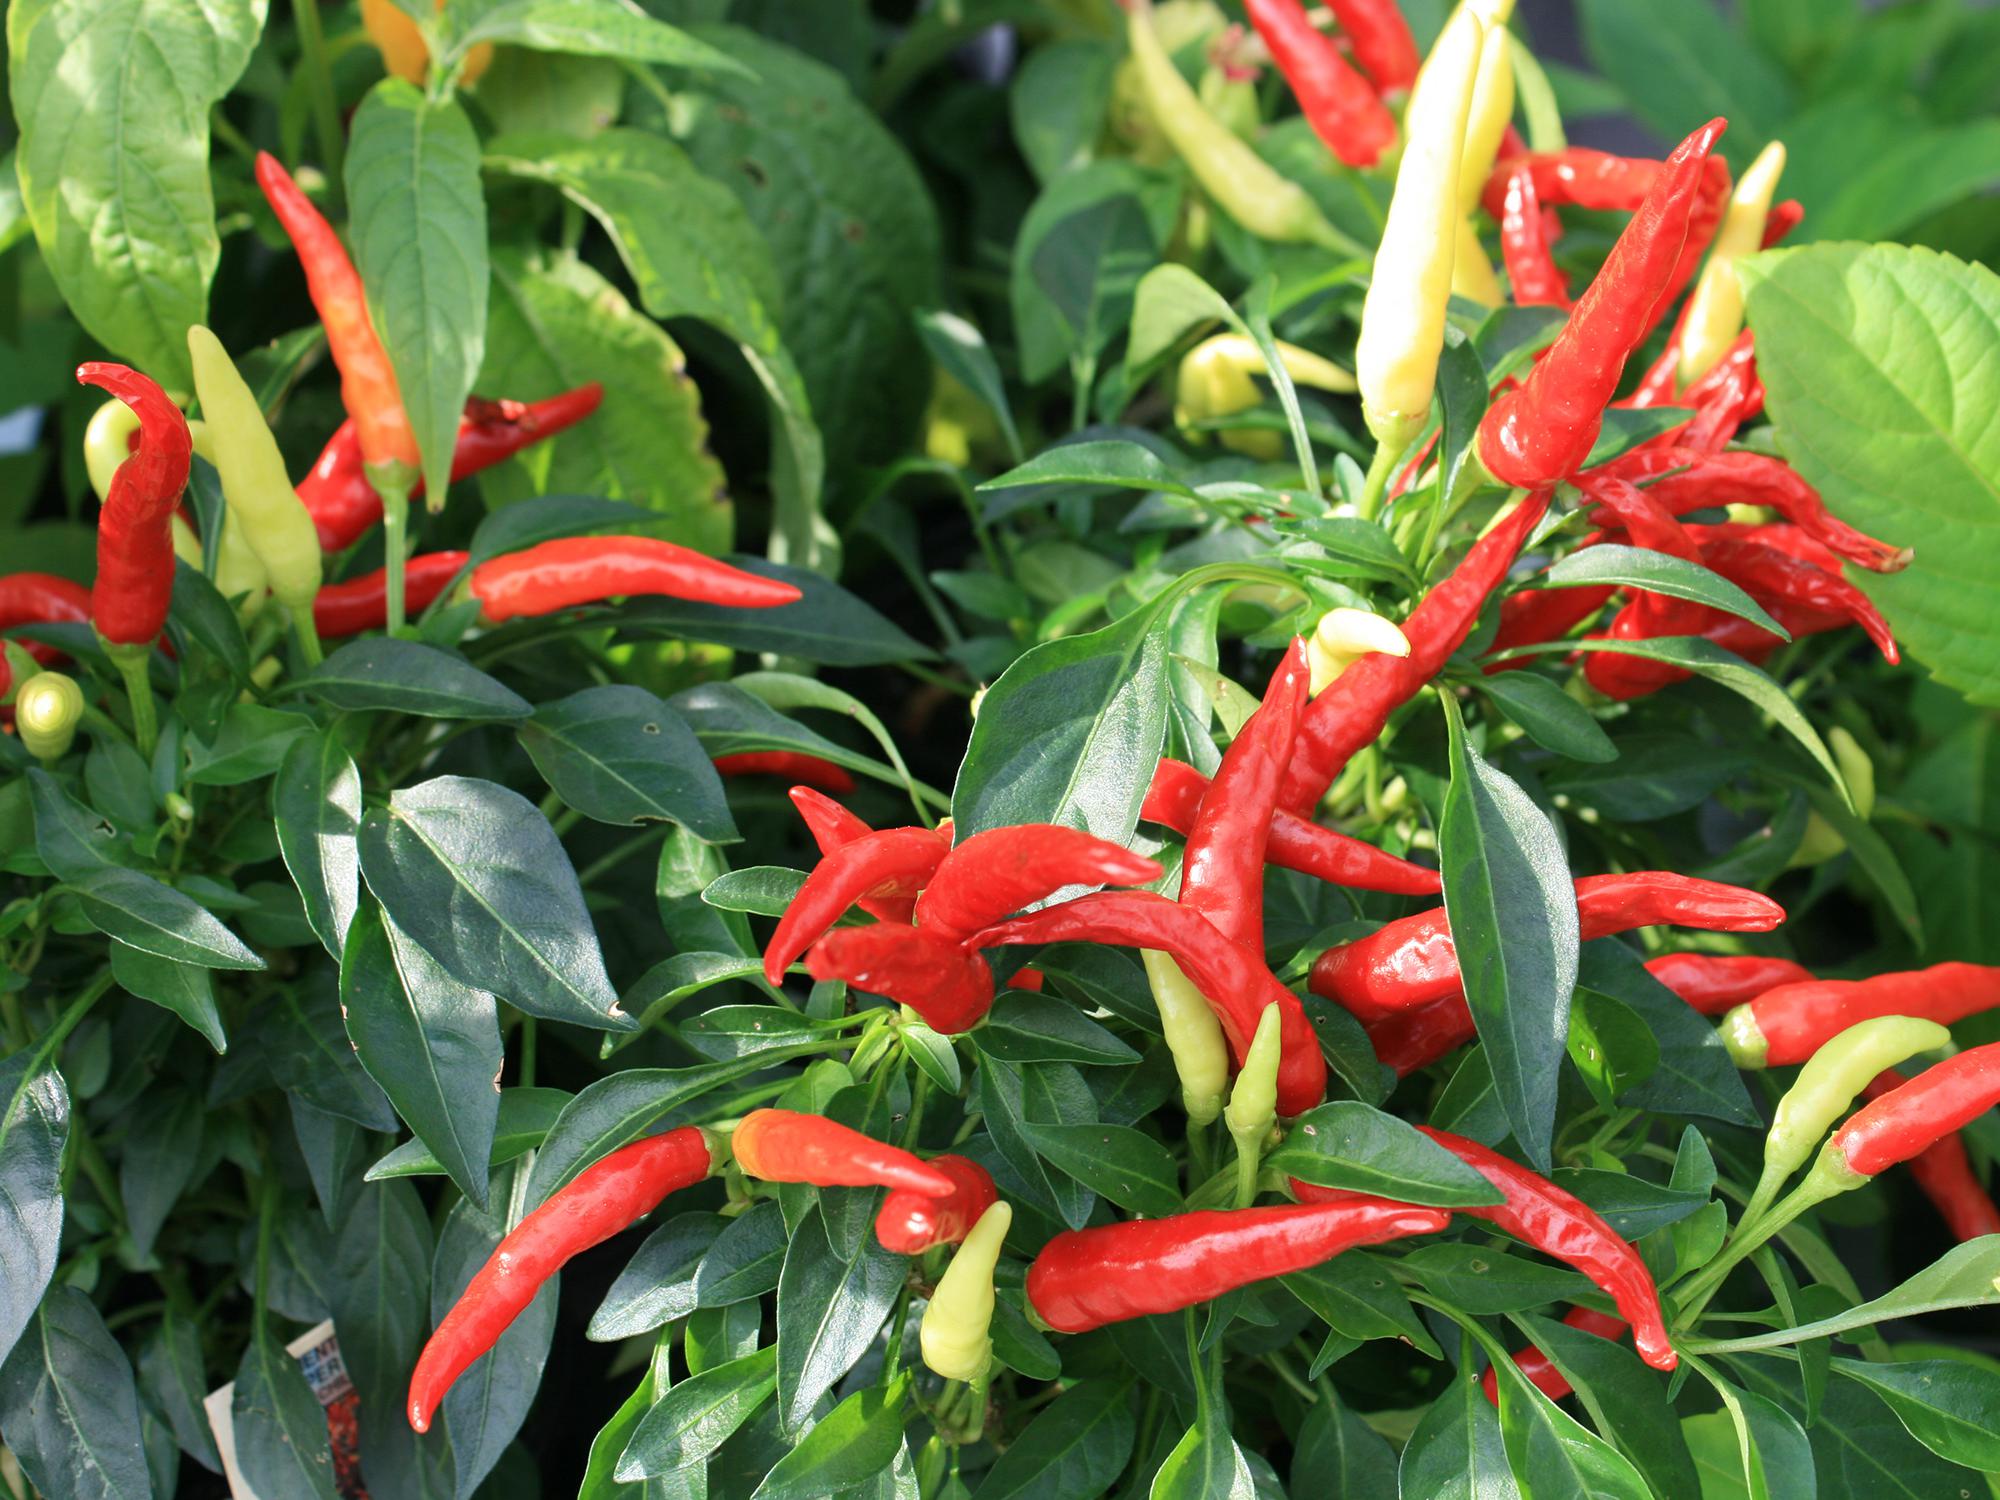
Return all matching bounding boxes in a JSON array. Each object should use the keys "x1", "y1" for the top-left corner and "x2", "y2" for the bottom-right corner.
[
  {"x1": 1675, "y1": 1170, "x2": 1845, "y2": 1327},
  {"x1": 1230, "y1": 1128, "x2": 1261, "y2": 1209},
  {"x1": 108, "y1": 645, "x2": 158, "y2": 757},
  {"x1": 369, "y1": 463, "x2": 417, "y2": 637},
  {"x1": 293, "y1": 607, "x2": 324, "y2": 669},
  {"x1": 290, "y1": 0, "x2": 345, "y2": 198},
  {"x1": 1354, "y1": 437, "x2": 1402, "y2": 524}
]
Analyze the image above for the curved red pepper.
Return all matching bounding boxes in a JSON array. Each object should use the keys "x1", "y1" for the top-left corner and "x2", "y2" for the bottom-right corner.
[
  {"x1": 786, "y1": 788, "x2": 915, "y2": 922},
  {"x1": 875, "y1": 1155, "x2": 999, "y2": 1255},
  {"x1": 1762, "y1": 200, "x2": 1804, "y2": 248},
  {"x1": 1482, "y1": 1305, "x2": 1628, "y2": 1405},
  {"x1": 914, "y1": 825, "x2": 1162, "y2": 941},
  {"x1": 0, "y1": 573, "x2": 91, "y2": 695},
  {"x1": 407, "y1": 1126, "x2": 712, "y2": 1432},
  {"x1": 1831, "y1": 1044, "x2": 2000, "y2": 1179},
  {"x1": 731, "y1": 1108, "x2": 955, "y2": 1196},
  {"x1": 300, "y1": 384, "x2": 606, "y2": 553},
  {"x1": 1697, "y1": 538, "x2": 1899, "y2": 662},
  {"x1": 1144, "y1": 758, "x2": 1442, "y2": 897},
  {"x1": 1282, "y1": 490, "x2": 1552, "y2": 814},
  {"x1": 1026, "y1": 1199, "x2": 1448, "y2": 1333},
  {"x1": 1246, "y1": 0, "x2": 1396, "y2": 167},
  {"x1": 764, "y1": 826, "x2": 953, "y2": 985},
  {"x1": 470, "y1": 537, "x2": 801, "y2": 623},
  {"x1": 1642, "y1": 952, "x2": 1814, "y2": 1016},
  {"x1": 1179, "y1": 638, "x2": 1307, "y2": 953},
  {"x1": 312, "y1": 552, "x2": 469, "y2": 638},
  {"x1": 969, "y1": 889, "x2": 1327, "y2": 1117},
  {"x1": 1724, "y1": 963, "x2": 2000, "y2": 1068},
  {"x1": 76, "y1": 364, "x2": 194, "y2": 647},
  {"x1": 1860, "y1": 1069, "x2": 2000, "y2": 1241},
  {"x1": 716, "y1": 751, "x2": 855, "y2": 795},
  {"x1": 804, "y1": 923, "x2": 996, "y2": 1034},
  {"x1": 1482, "y1": 579, "x2": 1615, "y2": 673},
  {"x1": 1481, "y1": 147, "x2": 1664, "y2": 219},
  {"x1": 1325, "y1": 0, "x2": 1419, "y2": 94},
  {"x1": 1499, "y1": 163, "x2": 1570, "y2": 308}
]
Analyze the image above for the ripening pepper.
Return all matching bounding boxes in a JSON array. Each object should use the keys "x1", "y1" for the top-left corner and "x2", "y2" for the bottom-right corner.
[
  {"x1": 1143, "y1": 950, "x2": 1232, "y2": 1127},
  {"x1": 361, "y1": 0, "x2": 493, "y2": 87},
  {"x1": 1175, "y1": 334, "x2": 1357, "y2": 459},
  {"x1": 920, "y1": 1201, "x2": 1013, "y2": 1382},
  {"x1": 14, "y1": 671, "x2": 83, "y2": 760},
  {"x1": 1447, "y1": 13, "x2": 1515, "y2": 306},
  {"x1": 1676, "y1": 141, "x2": 1786, "y2": 386},
  {"x1": 1307, "y1": 607, "x2": 1411, "y2": 695}
]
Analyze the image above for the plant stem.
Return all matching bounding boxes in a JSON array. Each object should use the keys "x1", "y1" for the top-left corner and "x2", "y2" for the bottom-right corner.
[
  {"x1": 291, "y1": 0, "x2": 345, "y2": 190},
  {"x1": 111, "y1": 649, "x2": 158, "y2": 757},
  {"x1": 1354, "y1": 437, "x2": 1401, "y2": 523},
  {"x1": 293, "y1": 608, "x2": 325, "y2": 669}
]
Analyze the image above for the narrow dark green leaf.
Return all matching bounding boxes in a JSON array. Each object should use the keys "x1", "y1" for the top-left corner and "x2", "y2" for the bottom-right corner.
[
  {"x1": 1018, "y1": 1121, "x2": 1181, "y2": 1215},
  {"x1": 521, "y1": 685, "x2": 736, "y2": 836},
  {"x1": 273, "y1": 728, "x2": 363, "y2": 960},
  {"x1": 0, "y1": 1287, "x2": 152, "y2": 1500},
  {"x1": 230, "y1": 1321, "x2": 341, "y2": 1500},
  {"x1": 773, "y1": 1207, "x2": 903, "y2": 1432},
  {"x1": 1266, "y1": 1101, "x2": 1505, "y2": 1207},
  {"x1": 72, "y1": 866, "x2": 265, "y2": 971},
  {"x1": 588, "y1": 1213, "x2": 721, "y2": 1341},
  {"x1": 1830, "y1": 1358, "x2": 2000, "y2": 1472},
  {"x1": 697, "y1": 1201, "x2": 790, "y2": 1308},
  {"x1": 307, "y1": 638, "x2": 531, "y2": 720},
  {"x1": 109, "y1": 940, "x2": 226, "y2": 1051},
  {"x1": 751, "y1": 1371, "x2": 912, "y2": 1500},
  {"x1": 1518, "y1": 1311, "x2": 1702, "y2": 1499},
  {"x1": 1544, "y1": 546, "x2": 1789, "y2": 637},
  {"x1": 975, "y1": 991, "x2": 1141, "y2": 1065},
  {"x1": 616, "y1": 1346, "x2": 777, "y2": 1479},
  {"x1": 1478, "y1": 672, "x2": 1617, "y2": 763},
  {"x1": 0, "y1": 1055, "x2": 67, "y2": 1367},
  {"x1": 971, "y1": 1377, "x2": 1136, "y2": 1500},
  {"x1": 366, "y1": 1085, "x2": 572, "y2": 1182}
]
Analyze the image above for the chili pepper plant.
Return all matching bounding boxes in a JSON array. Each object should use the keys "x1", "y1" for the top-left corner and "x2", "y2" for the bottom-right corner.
[{"x1": 0, "y1": 0, "x2": 1998, "y2": 1496}]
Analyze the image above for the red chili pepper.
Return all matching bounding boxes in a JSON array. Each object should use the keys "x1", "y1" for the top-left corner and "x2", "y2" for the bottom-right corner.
[
  {"x1": 1674, "y1": 338, "x2": 1765, "y2": 449},
  {"x1": 730, "y1": 1108, "x2": 956, "y2": 1196},
  {"x1": 1499, "y1": 162, "x2": 1570, "y2": 307},
  {"x1": 1009, "y1": 966, "x2": 1045, "y2": 991},
  {"x1": 1482, "y1": 1305, "x2": 1628, "y2": 1405},
  {"x1": 1696, "y1": 537, "x2": 1899, "y2": 661},
  {"x1": 300, "y1": 385, "x2": 606, "y2": 553},
  {"x1": 1246, "y1": 0, "x2": 1397, "y2": 167},
  {"x1": 1825, "y1": 1044, "x2": 2000, "y2": 1180},
  {"x1": 1762, "y1": 199, "x2": 1804, "y2": 248},
  {"x1": 970, "y1": 889, "x2": 1327, "y2": 1117},
  {"x1": 76, "y1": 364, "x2": 194, "y2": 648},
  {"x1": 1859, "y1": 1069, "x2": 2000, "y2": 1242},
  {"x1": 1282, "y1": 490, "x2": 1553, "y2": 814},
  {"x1": 1478, "y1": 120, "x2": 1728, "y2": 491},
  {"x1": 1144, "y1": 758, "x2": 1442, "y2": 897},
  {"x1": 1179, "y1": 639, "x2": 1307, "y2": 952},
  {"x1": 1325, "y1": 0, "x2": 1420, "y2": 95},
  {"x1": 1722, "y1": 963, "x2": 2000, "y2": 1069},
  {"x1": 804, "y1": 923, "x2": 996, "y2": 1033},
  {"x1": 1311, "y1": 872, "x2": 1785, "y2": 1020},
  {"x1": 0, "y1": 573, "x2": 91, "y2": 696},
  {"x1": 715, "y1": 751, "x2": 855, "y2": 795},
  {"x1": 1643, "y1": 953, "x2": 1815, "y2": 1016},
  {"x1": 1592, "y1": 448, "x2": 1910, "y2": 574},
  {"x1": 914, "y1": 825, "x2": 1162, "y2": 941},
  {"x1": 1362, "y1": 995, "x2": 1481, "y2": 1078},
  {"x1": 470, "y1": 537, "x2": 801, "y2": 624},
  {"x1": 1425, "y1": 1129, "x2": 1674, "y2": 1369},
  {"x1": 1481, "y1": 147, "x2": 1662, "y2": 219},
  {"x1": 312, "y1": 551, "x2": 469, "y2": 638},
  {"x1": 1682, "y1": 521, "x2": 1841, "y2": 572},
  {"x1": 1026, "y1": 1198, "x2": 1448, "y2": 1333},
  {"x1": 256, "y1": 153, "x2": 420, "y2": 476},
  {"x1": 1652, "y1": 154, "x2": 1732, "y2": 337},
  {"x1": 764, "y1": 826, "x2": 953, "y2": 985},
  {"x1": 875, "y1": 1155, "x2": 1000, "y2": 1255},
  {"x1": 786, "y1": 787, "x2": 919, "y2": 923},
  {"x1": 1482, "y1": 579, "x2": 1615, "y2": 672},
  {"x1": 407, "y1": 1126, "x2": 712, "y2": 1433}
]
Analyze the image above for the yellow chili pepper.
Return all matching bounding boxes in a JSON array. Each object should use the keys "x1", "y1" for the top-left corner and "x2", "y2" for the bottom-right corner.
[
  {"x1": 361, "y1": 0, "x2": 493, "y2": 87},
  {"x1": 1677, "y1": 140, "x2": 1787, "y2": 385},
  {"x1": 920, "y1": 1200, "x2": 1012, "y2": 1381},
  {"x1": 1225, "y1": 1002, "x2": 1283, "y2": 1206},
  {"x1": 1354, "y1": 5, "x2": 1487, "y2": 451},
  {"x1": 84, "y1": 398, "x2": 141, "y2": 505},
  {"x1": 188, "y1": 327, "x2": 324, "y2": 621},
  {"x1": 1447, "y1": 15, "x2": 1515, "y2": 306},
  {"x1": 1788, "y1": 726, "x2": 1874, "y2": 870},
  {"x1": 1127, "y1": 0, "x2": 1349, "y2": 249},
  {"x1": 1142, "y1": 949, "x2": 1230, "y2": 1127},
  {"x1": 1175, "y1": 334, "x2": 1358, "y2": 458},
  {"x1": 1307, "y1": 607, "x2": 1411, "y2": 694},
  {"x1": 15, "y1": 671, "x2": 83, "y2": 761}
]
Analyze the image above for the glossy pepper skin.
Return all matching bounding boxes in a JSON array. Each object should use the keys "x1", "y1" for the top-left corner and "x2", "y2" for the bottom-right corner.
[
  {"x1": 312, "y1": 552, "x2": 470, "y2": 638},
  {"x1": 1763, "y1": 1016, "x2": 1951, "y2": 1187},
  {"x1": 256, "y1": 153, "x2": 420, "y2": 477},
  {"x1": 1643, "y1": 952, "x2": 1814, "y2": 1016},
  {"x1": 15, "y1": 672, "x2": 84, "y2": 760},
  {"x1": 1720, "y1": 963, "x2": 2000, "y2": 1069},
  {"x1": 971, "y1": 889, "x2": 1328, "y2": 1117},
  {"x1": 1282, "y1": 490, "x2": 1552, "y2": 814},
  {"x1": 1178, "y1": 639, "x2": 1307, "y2": 952},
  {"x1": 1419, "y1": 1129, "x2": 1675, "y2": 1370},
  {"x1": 786, "y1": 788, "x2": 915, "y2": 921},
  {"x1": 804, "y1": 924, "x2": 996, "y2": 1034},
  {"x1": 76, "y1": 363, "x2": 193, "y2": 647},
  {"x1": 1499, "y1": 162, "x2": 1570, "y2": 307},
  {"x1": 471, "y1": 537, "x2": 801, "y2": 624},
  {"x1": 921, "y1": 1201, "x2": 1012, "y2": 1380},
  {"x1": 1144, "y1": 758, "x2": 1442, "y2": 897},
  {"x1": 914, "y1": 825, "x2": 1162, "y2": 942},
  {"x1": 1818, "y1": 1044, "x2": 2000, "y2": 1182},
  {"x1": 299, "y1": 385, "x2": 605, "y2": 553},
  {"x1": 763, "y1": 826, "x2": 953, "y2": 985},
  {"x1": 1026, "y1": 1199, "x2": 1448, "y2": 1333},
  {"x1": 876, "y1": 1155, "x2": 1000, "y2": 1255},
  {"x1": 1860, "y1": 1069, "x2": 2000, "y2": 1242},
  {"x1": 1482, "y1": 1305, "x2": 1627, "y2": 1405},
  {"x1": 0, "y1": 573, "x2": 91, "y2": 695},
  {"x1": 407, "y1": 1126, "x2": 713, "y2": 1433},
  {"x1": 716, "y1": 752, "x2": 854, "y2": 795},
  {"x1": 1312, "y1": 872, "x2": 1785, "y2": 1020},
  {"x1": 1326, "y1": 0, "x2": 1420, "y2": 94},
  {"x1": 1245, "y1": 0, "x2": 1396, "y2": 167},
  {"x1": 1698, "y1": 538, "x2": 1899, "y2": 662},
  {"x1": 729, "y1": 1109, "x2": 955, "y2": 1196},
  {"x1": 1478, "y1": 119, "x2": 1727, "y2": 490}
]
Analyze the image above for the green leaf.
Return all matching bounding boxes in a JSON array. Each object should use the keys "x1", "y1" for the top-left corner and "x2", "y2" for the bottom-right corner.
[
  {"x1": 971, "y1": 1377, "x2": 1136, "y2": 1500},
  {"x1": 137, "y1": 1310, "x2": 219, "y2": 1474},
  {"x1": 980, "y1": 1057, "x2": 1098, "y2": 1229},
  {"x1": 1267, "y1": 1102, "x2": 1505, "y2": 1207},
  {"x1": 697, "y1": 1201, "x2": 789, "y2": 1308},
  {"x1": 1742, "y1": 243, "x2": 2000, "y2": 705},
  {"x1": 26, "y1": 767, "x2": 129, "y2": 882},
  {"x1": 359, "y1": 775, "x2": 629, "y2": 1030},
  {"x1": 1831, "y1": 1358, "x2": 2000, "y2": 1471},
  {"x1": 1489, "y1": 1325, "x2": 1652, "y2": 1500},
  {"x1": 952, "y1": 604, "x2": 1169, "y2": 841},
  {"x1": 365, "y1": 1085, "x2": 571, "y2": 1182},
  {"x1": 1543, "y1": 545, "x2": 1789, "y2": 638},
  {"x1": 7, "y1": 0, "x2": 260, "y2": 385},
  {"x1": 0, "y1": 1055, "x2": 67, "y2": 1367},
  {"x1": 1478, "y1": 671, "x2": 1616, "y2": 763},
  {"x1": 1019, "y1": 1121, "x2": 1181, "y2": 1216},
  {"x1": 168, "y1": 559, "x2": 251, "y2": 681},
  {"x1": 1290, "y1": 1389, "x2": 1396, "y2": 1500},
  {"x1": 230, "y1": 1321, "x2": 341, "y2": 1500},
  {"x1": 1567, "y1": 987, "x2": 1660, "y2": 1109},
  {"x1": 1438, "y1": 694, "x2": 1578, "y2": 1170},
  {"x1": 521, "y1": 685, "x2": 735, "y2": 837},
  {"x1": 456, "y1": 0, "x2": 745, "y2": 70},
  {"x1": 273, "y1": 729, "x2": 364, "y2": 961},
  {"x1": 752, "y1": 1371, "x2": 911, "y2": 1500},
  {"x1": 0, "y1": 1287, "x2": 153, "y2": 1499},
  {"x1": 1576, "y1": 0, "x2": 1789, "y2": 165},
  {"x1": 1543, "y1": 732, "x2": 1747, "y2": 822},
  {"x1": 1009, "y1": 38, "x2": 1115, "y2": 185},
  {"x1": 1578, "y1": 941, "x2": 1758, "y2": 1127},
  {"x1": 917, "y1": 309, "x2": 1023, "y2": 462},
  {"x1": 72, "y1": 866, "x2": 265, "y2": 971},
  {"x1": 1514, "y1": 1313, "x2": 1700, "y2": 1498},
  {"x1": 1400, "y1": 1244, "x2": 1592, "y2": 1315},
  {"x1": 981, "y1": 439, "x2": 1197, "y2": 498},
  {"x1": 616, "y1": 1346, "x2": 776, "y2": 1479},
  {"x1": 1690, "y1": 1238, "x2": 2000, "y2": 1354},
  {"x1": 187, "y1": 703, "x2": 315, "y2": 786},
  {"x1": 1779, "y1": 102, "x2": 2000, "y2": 243},
  {"x1": 1395, "y1": 1369, "x2": 1516, "y2": 1497},
  {"x1": 1284, "y1": 1255, "x2": 1440, "y2": 1357},
  {"x1": 1150, "y1": 1392, "x2": 1255, "y2": 1500},
  {"x1": 1014, "y1": 163, "x2": 1178, "y2": 385},
  {"x1": 701, "y1": 867, "x2": 806, "y2": 919},
  {"x1": 680, "y1": 1006, "x2": 830, "y2": 1064},
  {"x1": 588, "y1": 1213, "x2": 721, "y2": 1342},
  {"x1": 773, "y1": 1207, "x2": 903, "y2": 1432},
  {"x1": 345, "y1": 82, "x2": 487, "y2": 510},
  {"x1": 976, "y1": 992, "x2": 1141, "y2": 1066},
  {"x1": 305, "y1": 638, "x2": 531, "y2": 720}
]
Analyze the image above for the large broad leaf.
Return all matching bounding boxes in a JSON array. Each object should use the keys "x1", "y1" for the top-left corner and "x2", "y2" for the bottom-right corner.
[
  {"x1": 7, "y1": 0, "x2": 261, "y2": 386},
  {"x1": 0, "y1": 1055, "x2": 67, "y2": 1367},
  {"x1": 273, "y1": 728, "x2": 363, "y2": 960},
  {"x1": 1742, "y1": 243, "x2": 2000, "y2": 706},
  {"x1": 479, "y1": 247, "x2": 730, "y2": 551},
  {"x1": 485, "y1": 129, "x2": 828, "y2": 573},
  {"x1": 520, "y1": 685, "x2": 736, "y2": 837},
  {"x1": 358, "y1": 775, "x2": 629, "y2": 1030},
  {"x1": 453, "y1": 0, "x2": 743, "y2": 68},
  {"x1": 1438, "y1": 697, "x2": 1578, "y2": 1171},
  {"x1": 951, "y1": 604, "x2": 1169, "y2": 840},
  {"x1": 670, "y1": 26, "x2": 943, "y2": 477},
  {"x1": 0, "y1": 1287, "x2": 152, "y2": 1500},
  {"x1": 346, "y1": 81, "x2": 488, "y2": 508},
  {"x1": 1576, "y1": 0, "x2": 1789, "y2": 166},
  {"x1": 1776, "y1": 99, "x2": 2000, "y2": 244}
]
